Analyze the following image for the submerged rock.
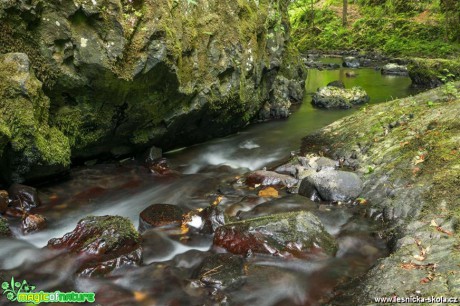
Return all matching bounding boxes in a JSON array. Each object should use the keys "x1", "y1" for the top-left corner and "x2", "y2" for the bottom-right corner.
[
  {"x1": 21, "y1": 214, "x2": 47, "y2": 234},
  {"x1": 327, "y1": 80, "x2": 345, "y2": 89},
  {"x1": 47, "y1": 215, "x2": 142, "y2": 276},
  {"x1": 246, "y1": 170, "x2": 298, "y2": 188},
  {"x1": 8, "y1": 184, "x2": 41, "y2": 211},
  {"x1": 299, "y1": 169, "x2": 363, "y2": 202},
  {"x1": 139, "y1": 204, "x2": 184, "y2": 232},
  {"x1": 194, "y1": 253, "x2": 245, "y2": 289},
  {"x1": 213, "y1": 211, "x2": 337, "y2": 257},
  {"x1": 381, "y1": 63, "x2": 408, "y2": 76},
  {"x1": 312, "y1": 86, "x2": 369, "y2": 109}
]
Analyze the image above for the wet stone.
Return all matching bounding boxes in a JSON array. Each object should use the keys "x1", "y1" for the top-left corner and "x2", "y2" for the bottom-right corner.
[
  {"x1": 0, "y1": 190, "x2": 8, "y2": 213},
  {"x1": 213, "y1": 211, "x2": 337, "y2": 258},
  {"x1": 8, "y1": 184, "x2": 41, "y2": 211},
  {"x1": 139, "y1": 204, "x2": 184, "y2": 232},
  {"x1": 47, "y1": 215, "x2": 142, "y2": 276},
  {"x1": 245, "y1": 170, "x2": 298, "y2": 188},
  {"x1": 21, "y1": 214, "x2": 47, "y2": 234},
  {"x1": 299, "y1": 169, "x2": 363, "y2": 202},
  {"x1": 184, "y1": 205, "x2": 227, "y2": 234},
  {"x1": 238, "y1": 195, "x2": 316, "y2": 220},
  {"x1": 148, "y1": 158, "x2": 173, "y2": 175},
  {"x1": 194, "y1": 253, "x2": 245, "y2": 289}
]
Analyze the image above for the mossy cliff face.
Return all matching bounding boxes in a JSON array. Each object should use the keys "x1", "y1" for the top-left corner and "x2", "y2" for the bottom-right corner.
[
  {"x1": 0, "y1": 0, "x2": 305, "y2": 182},
  {"x1": 0, "y1": 53, "x2": 70, "y2": 182},
  {"x1": 302, "y1": 84, "x2": 460, "y2": 302}
]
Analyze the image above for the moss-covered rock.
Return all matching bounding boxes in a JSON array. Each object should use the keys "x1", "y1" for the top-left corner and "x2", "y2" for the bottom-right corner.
[
  {"x1": 301, "y1": 83, "x2": 460, "y2": 302},
  {"x1": 408, "y1": 58, "x2": 460, "y2": 87},
  {"x1": 0, "y1": 217, "x2": 12, "y2": 237},
  {"x1": 312, "y1": 86, "x2": 370, "y2": 109},
  {"x1": 213, "y1": 211, "x2": 337, "y2": 257},
  {"x1": 0, "y1": 53, "x2": 70, "y2": 182},
  {"x1": 47, "y1": 215, "x2": 142, "y2": 276},
  {"x1": 0, "y1": 0, "x2": 305, "y2": 182}
]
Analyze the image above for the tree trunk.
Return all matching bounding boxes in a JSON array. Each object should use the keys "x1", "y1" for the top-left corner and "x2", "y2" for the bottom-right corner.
[{"x1": 343, "y1": 0, "x2": 348, "y2": 26}]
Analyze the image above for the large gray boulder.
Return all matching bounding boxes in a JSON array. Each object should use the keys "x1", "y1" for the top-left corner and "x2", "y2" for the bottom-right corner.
[
  {"x1": 381, "y1": 63, "x2": 408, "y2": 76},
  {"x1": 312, "y1": 86, "x2": 370, "y2": 109},
  {"x1": 299, "y1": 169, "x2": 363, "y2": 202},
  {"x1": 342, "y1": 56, "x2": 360, "y2": 68}
]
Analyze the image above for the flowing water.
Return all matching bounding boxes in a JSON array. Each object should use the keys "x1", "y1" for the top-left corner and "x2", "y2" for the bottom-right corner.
[{"x1": 0, "y1": 59, "x2": 421, "y2": 305}]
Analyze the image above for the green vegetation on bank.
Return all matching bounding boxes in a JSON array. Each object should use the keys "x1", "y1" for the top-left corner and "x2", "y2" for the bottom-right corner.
[{"x1": 290, "y1": 0, "x2": 460, "y2": 57}]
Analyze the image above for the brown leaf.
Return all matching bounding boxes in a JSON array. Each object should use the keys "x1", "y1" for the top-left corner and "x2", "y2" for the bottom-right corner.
[
  {"x1": 420, "y1": 277, "x2": 430, "y2": 284},
  {"x1": 436, "y1": 226, "x2": 454, "y2": 236},
  {"x1": 400, "y1": 141, "x2": 410, "y2": 147}
]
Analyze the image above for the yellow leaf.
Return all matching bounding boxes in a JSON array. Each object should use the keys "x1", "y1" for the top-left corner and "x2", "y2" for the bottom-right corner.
[
  {"x1": 134, "y1": 291, "x2": 148, "y2": 302},
  {"x1": 258, "y1": 187, "x2": 279, "y2": 198}
]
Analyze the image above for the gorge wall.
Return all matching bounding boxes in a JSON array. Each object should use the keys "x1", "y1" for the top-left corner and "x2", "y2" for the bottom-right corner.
[{"x1": 0, "y1": 0, "x2": 305, "y2": 183}]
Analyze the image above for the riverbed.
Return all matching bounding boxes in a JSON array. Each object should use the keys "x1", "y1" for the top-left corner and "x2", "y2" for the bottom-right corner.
[{"x1": 0, "y1": 60, "x2": 422, "y2": 305}]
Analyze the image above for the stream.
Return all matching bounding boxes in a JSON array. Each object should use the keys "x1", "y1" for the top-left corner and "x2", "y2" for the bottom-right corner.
[{"x1": 0, "y1": 59, "x2": 421, "y2": 305}]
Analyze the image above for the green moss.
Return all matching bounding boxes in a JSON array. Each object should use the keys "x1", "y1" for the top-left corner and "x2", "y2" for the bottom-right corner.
[
  {"x1": 0, "y1": 218, "x2": 11, "y2": 237},
  {"x1": 82, "y1": 215, "x2": 140, "y2": 249},
  {"x1": 0, "y1": 54, "x2": 71, "y2": 180},
  {"x1": 408, "y1": 58, "x2": 460, "y2": 86}
]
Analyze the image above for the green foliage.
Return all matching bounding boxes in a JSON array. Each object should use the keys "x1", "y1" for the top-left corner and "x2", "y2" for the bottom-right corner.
[{"x1": 290, "y1": 0, "x2": 460, "y2": 57}]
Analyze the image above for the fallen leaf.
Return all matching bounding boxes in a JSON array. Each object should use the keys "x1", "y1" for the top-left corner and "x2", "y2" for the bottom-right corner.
[
  {"x1": 400, "y1": 141, "x2": 410, "y2": 147},
  {"x1": 413, "y1": 254, "x2": 425, "y2": 261},
  {"x1": 355, "y1": 197, "x2": 368, "y2": 205},
  {"x1": 436, "y1": 226, "x2": 453, "y2": 236},
  {"x1": 212, "y1": 196, "x2": 223, "y2": 206},
  {"x1": 258, "y1": 187, "x2": 279, "y2": 198},
  {"x1": 420, "y1": 277, "x2": 430, "y2": 284},
  {"x1": 430, "y1": 220, "x2": 439, "y2": 227},
  {"x1": 400, "y1": 263, "x2": 436, "y2": 271},
  {"x1": 134, "y1": 291, "x2": 148, "y2": 302}
]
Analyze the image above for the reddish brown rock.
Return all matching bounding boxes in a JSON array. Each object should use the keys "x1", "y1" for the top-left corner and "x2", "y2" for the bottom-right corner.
[
  {"x1": 148, "y1": 158, "x2": 175, "y2": 175},
  {"x1": 139, "y1": 204, "x2": 184, "y2": 232},
  {"x1": 47, "y1": 215, "x2": 142, "y2": 276},
  {"x1": 245, "y1": 170, "x2": 298, "y2": 188},
  {"x1": 21, "y1": 214, "x2": 47, "y2": 234},
  {"x1": 213, "y1": 211, "x2": 337, "y2": 258},
  {"x1": 8, "y1": 184, "x2": 41, "y2": 211},
  {"x1": 0, "y1": 190, "x2": 8, "y2": 213}
]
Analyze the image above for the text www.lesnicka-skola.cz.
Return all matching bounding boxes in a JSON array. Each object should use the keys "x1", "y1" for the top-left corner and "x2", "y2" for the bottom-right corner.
[{"x1": 374, "y1": 296, "x2": 459, "y2": 303}]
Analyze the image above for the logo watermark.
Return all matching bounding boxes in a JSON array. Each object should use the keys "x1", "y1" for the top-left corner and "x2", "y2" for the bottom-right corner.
[{"x1": 1, "y1": 277, "x2": 95, "y2": 304}]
